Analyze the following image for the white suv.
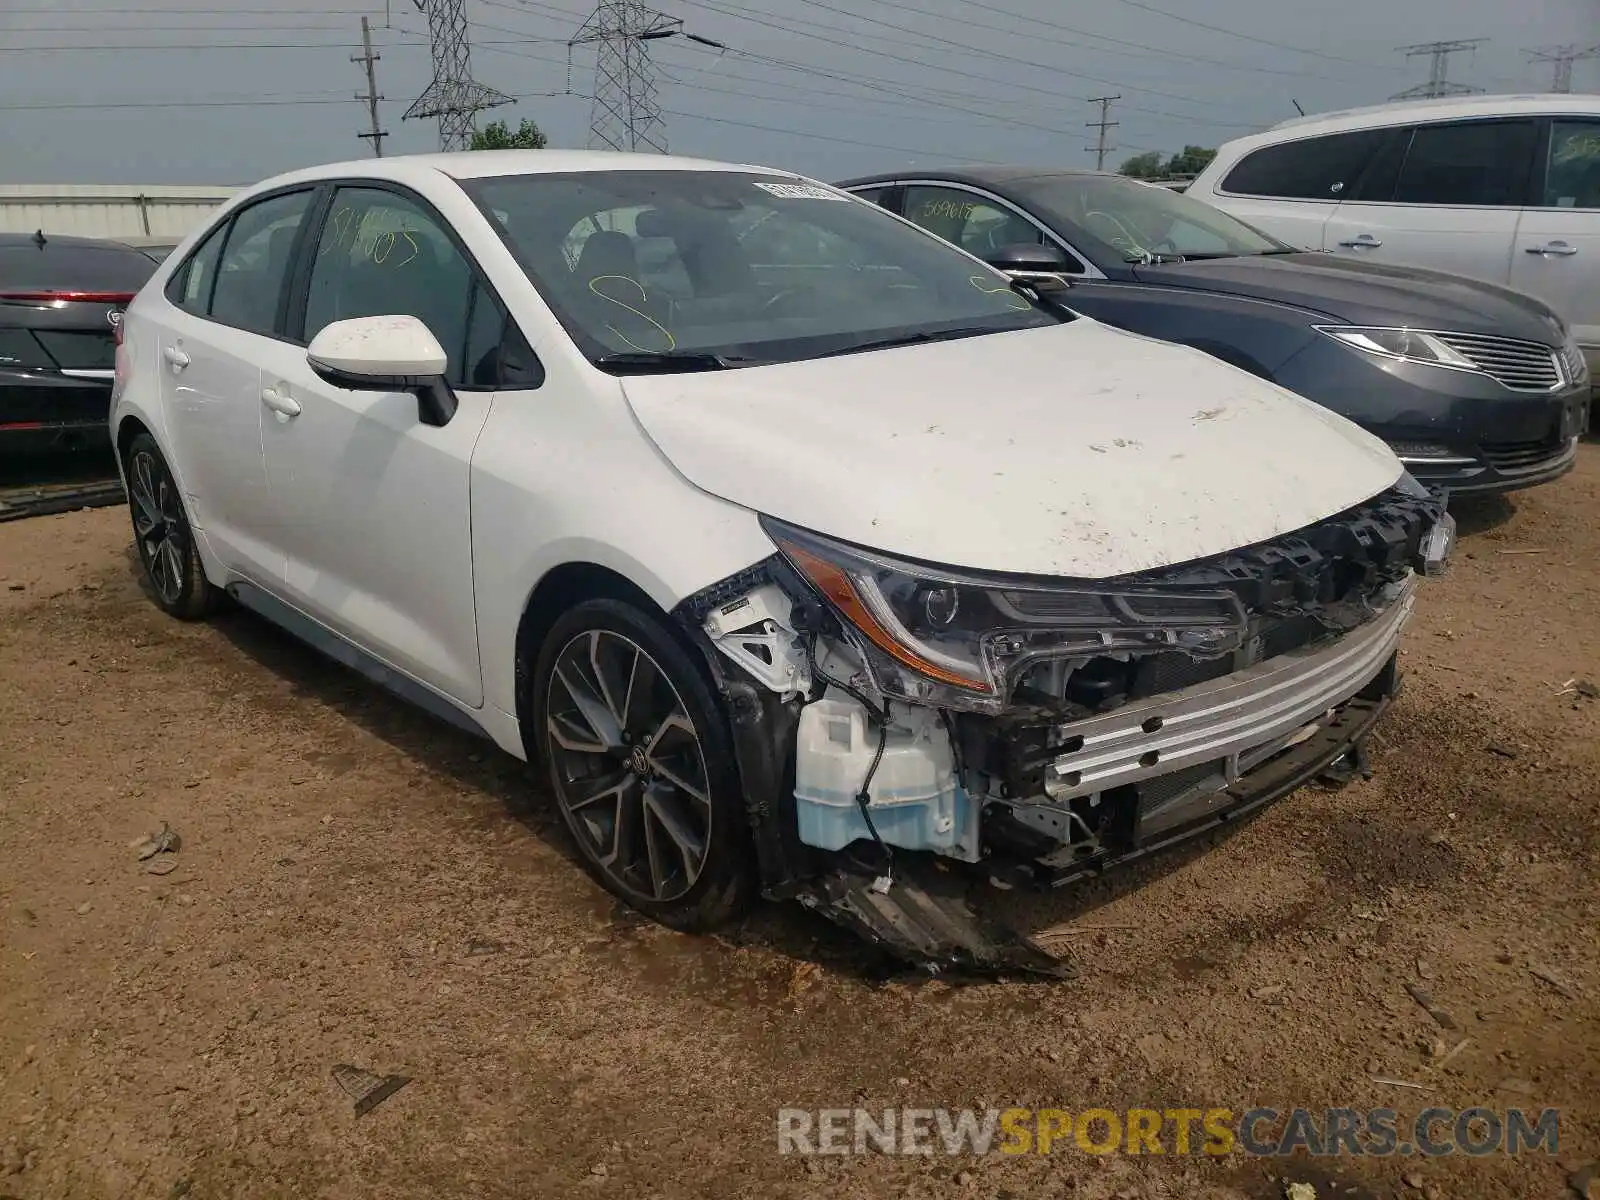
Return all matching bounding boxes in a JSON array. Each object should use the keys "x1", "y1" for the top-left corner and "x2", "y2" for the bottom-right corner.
[
  {"x1": 1190, "y1": 95, "x2": 1600, "y2": 393},
  {"x1": 110, "y1": 151, "x2": 1453, "y2": 973}
]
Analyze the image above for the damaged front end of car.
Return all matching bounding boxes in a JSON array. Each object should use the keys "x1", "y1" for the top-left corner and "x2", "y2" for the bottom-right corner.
[{"x1": 673, "y1": 481, "x2": 1455, "y2": 979}]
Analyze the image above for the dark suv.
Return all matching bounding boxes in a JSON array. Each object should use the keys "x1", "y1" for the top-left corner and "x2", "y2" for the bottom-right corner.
[{"x1": 1, "y1": 232, "x2": 157, "y2": 455}]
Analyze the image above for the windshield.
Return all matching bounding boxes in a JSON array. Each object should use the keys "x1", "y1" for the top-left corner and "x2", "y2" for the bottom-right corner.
[
  {"x1": 462, "y1": 170, "x2": 1063, "y2": 368},
  {"x1": 1013, "y1": 174, "x2": 1287, "y2": 265}
]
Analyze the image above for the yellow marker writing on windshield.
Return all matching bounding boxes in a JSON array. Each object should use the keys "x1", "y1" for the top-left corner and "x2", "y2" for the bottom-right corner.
[
  {"x1": 588, "y1": 275, "x2": 676, "y2": 352},
  {"x1": 968, "y1": 274, "x2": 1032, "y2": 311}
]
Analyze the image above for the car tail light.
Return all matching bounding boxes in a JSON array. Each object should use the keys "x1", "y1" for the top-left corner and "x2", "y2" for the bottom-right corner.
[
  {"x1": 0, "y1": 291, "x2": 138, "y2": 305},
  {"x1": 112, "y1": 308, "x2": 129, "y2": 399}
]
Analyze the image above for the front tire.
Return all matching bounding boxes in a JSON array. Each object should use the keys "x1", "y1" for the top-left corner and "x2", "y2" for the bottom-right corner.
[
  {"x1": 531, "y1": 598, "x2": 753, "y2": 931},
  {"x1": 124, "y1": 433, "x2": 224, "y2": 620}
]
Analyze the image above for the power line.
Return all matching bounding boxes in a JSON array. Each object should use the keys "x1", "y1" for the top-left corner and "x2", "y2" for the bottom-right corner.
[
  {"x1": 654, "y1": 65, "x2": 1053, "y2": 140},
  {"x1": 353, "y1": 15, "x2": 388, "y2": 156},
  {"x1": 932, "y1": 0, "x2": 1395, "y2": 83},
  {"x1": 774, "y1": 0, "x2": 1267, "y2": 120},
  {"x1": 1392, "y1": 39, "x2": 1487, "y2": 100},
  {"x1": 1526, "y1": 43, "x2": 1600, "y2": 94},
  {"x1": 679, "y1": 0, "x2": 1264, "y2": 128},
  {"x1": 1086, "y1": 95, "x2": 1119, "y2": 170},
  {"x1": 1105, "y1": 0, "x2": 1400, "y2": 71},
  {"x1": 0, "y1": 96, "x2": 358, "y2": 110},
  {"x1": 658, "y1": 105, "x2": 1001, "y2": 161},
  {"x1": 0, "y1": 40, "x2": 416, "y2": 52},
  {"x1": 405, "y1": 0, "x2": 512, "y2": 151}
]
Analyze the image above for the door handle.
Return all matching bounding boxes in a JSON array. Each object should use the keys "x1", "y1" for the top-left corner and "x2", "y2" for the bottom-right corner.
[
  {"x1": 162, "y1": 345, "x2": 190, "y2": 370},
  {"x1": 1337, "y1": 234, "x2": 1382, "y2": 249},
  {"x1": 1526, "y1": 241, "x2": 1578, "y2": 257},
  {"x1": 260, "y1": 386, "x2": 302, "y2": 418}
]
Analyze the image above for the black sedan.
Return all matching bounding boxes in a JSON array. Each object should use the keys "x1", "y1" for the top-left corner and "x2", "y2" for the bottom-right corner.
[
  {"x1": 838, "y1": 168, "x2": 1591, "y2": 496},
  {"x1": 1, "y1": 231, "x2": 157, "y2": 455}
]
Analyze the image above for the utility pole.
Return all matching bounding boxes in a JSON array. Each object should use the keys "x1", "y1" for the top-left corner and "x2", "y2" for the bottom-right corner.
[
  {"x1": 404, "y1": 0, "x2": 512, "y2": 152},
  {"x1": 1526, "y1": 44, "x2": 1600, "y2": 93},
  {"x1": 352, "y1": 16, "x2": 387, "y2": 157},
  {"x1": 1392, "y1": 39, "x2": 1488, "y2": 100},
  {"x1": 569, "y1": 1, "x2": 683, "y2": 152},
  {"x1": 1086, "y1": 94, "x2": 1119, "y2": 171}
]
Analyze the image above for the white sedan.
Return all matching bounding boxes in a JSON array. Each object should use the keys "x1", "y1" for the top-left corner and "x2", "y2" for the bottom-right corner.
[{"x1": 111, "y1": 150, "x2": 1452, "y2": 974}]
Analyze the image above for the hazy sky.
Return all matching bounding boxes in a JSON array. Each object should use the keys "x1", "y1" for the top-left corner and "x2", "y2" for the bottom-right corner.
[{"x1": 3, "y1": 0, "x2": 1596, "y2": 185}]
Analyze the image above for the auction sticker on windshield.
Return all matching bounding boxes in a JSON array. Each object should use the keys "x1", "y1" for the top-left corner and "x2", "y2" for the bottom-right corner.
[{"x1": 752, "y1": 182, "x2": 848, "y2": 201}]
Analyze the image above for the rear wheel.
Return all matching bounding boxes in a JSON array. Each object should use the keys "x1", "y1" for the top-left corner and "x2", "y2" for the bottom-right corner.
[
  {"x1": 531, "y1": 598, "x2": 753, "y2": 931},
  {"x1": 124, "y1": 433, "x2": 224, "y2": 620}
]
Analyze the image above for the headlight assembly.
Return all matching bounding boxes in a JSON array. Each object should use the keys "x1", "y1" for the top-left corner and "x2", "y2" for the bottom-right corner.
[
  {"x1": 1315, "y1": 325, "x2": 1480, "y2": 371},
  {"x1": 763, "y1": 518, "x2": 1248, "y2": 715}
]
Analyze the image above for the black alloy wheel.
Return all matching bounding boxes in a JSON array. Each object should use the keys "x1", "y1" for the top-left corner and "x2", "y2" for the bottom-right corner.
[
  {"x1": 124, "y1": 433, "x2": 223, "y2": 619},
  {"x1": 532, "y1": 598, "x2": 751, "y2": 930}
]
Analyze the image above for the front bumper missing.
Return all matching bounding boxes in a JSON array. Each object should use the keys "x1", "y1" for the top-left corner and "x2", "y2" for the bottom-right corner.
[
  {"x1": 1032, "y1": 578, "x2": 1414, "y2": 805},
  {"x1": 797, "y1": 665, "x2": 1398, "y2": 977}
]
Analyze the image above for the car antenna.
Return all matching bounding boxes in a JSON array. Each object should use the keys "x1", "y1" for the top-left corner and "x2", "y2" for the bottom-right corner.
[
  {"x1": 1290, "y1": 98, "x2": 1306, "y2": 116},
  {"x1": 31, "y1": 229, "x2": 46, "y2": 249}
]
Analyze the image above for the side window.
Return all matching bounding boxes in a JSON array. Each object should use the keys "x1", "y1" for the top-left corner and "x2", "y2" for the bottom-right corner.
[
  {"x1": 901, "y1": 186, "x2": 1083, "y2": 273},
  {"x1": 304, "y1": 186, "x2": 475, "y2": 383},
  {"x1": 850, "y1": 186, "x2": 892, "y2": 208},
  {"x1": 1543, "y1": 121, "x2": 1600, "y2": 209},
  {"x1": 209, "y1": 190, "x2": 314, "y2": 335},
  {"x1": 1220, "y1": 130, "x2": 1389, "y2": 199},
  {"x1": 164, "y1": 222, "x2": 226, "y2": 314},
  {"x1": 1393, "y1": 120, "x2": 1538, "y2": 207},
  {"x1": 1345, "y1": 127, "x2": 1413, "y2": 202}
]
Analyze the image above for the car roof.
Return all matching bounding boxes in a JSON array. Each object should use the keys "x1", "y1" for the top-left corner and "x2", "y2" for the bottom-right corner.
[
  {"x1": 233, "y1": 149, "x2": 791, "y2": 200},
  {"x1": 837, "y1": 166, "x2": 1115, "y2": 190},
  {"x1": 1231, "y1": 92, "x2": 1600, "y2": 148}
]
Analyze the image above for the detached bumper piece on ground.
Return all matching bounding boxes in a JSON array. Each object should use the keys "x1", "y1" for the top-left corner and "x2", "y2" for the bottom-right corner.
[{"x1": 680, "y1": 486, "x2": 1450, "y2": 978}]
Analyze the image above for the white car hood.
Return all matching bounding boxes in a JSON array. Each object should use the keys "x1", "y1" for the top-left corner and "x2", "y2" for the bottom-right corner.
[{"x1": 622, "y1": 320, "x2": 1403, "y2": 580}]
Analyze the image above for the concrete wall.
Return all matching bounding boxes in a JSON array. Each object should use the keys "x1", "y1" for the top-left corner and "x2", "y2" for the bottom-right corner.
[{"x1": 0, "y1": 184, "x2": 239, "y2": 240}]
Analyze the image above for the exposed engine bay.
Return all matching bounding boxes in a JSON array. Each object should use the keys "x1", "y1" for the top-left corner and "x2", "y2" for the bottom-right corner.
[{"x1": 676, "y1": 484, "x2": 1454, "y2": 977}]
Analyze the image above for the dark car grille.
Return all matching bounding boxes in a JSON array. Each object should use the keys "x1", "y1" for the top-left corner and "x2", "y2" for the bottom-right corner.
[
  {"x1": 1481, "y1": 429, "x2": 1568, "y2": 471},
  {"x1": 1433, "y1": 332, "x2": 1562, "y2": 392}
]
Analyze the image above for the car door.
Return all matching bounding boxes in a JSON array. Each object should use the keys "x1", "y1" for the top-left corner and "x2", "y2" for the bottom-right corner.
[
  {"x1": 156, "y1": 188, "x2": 317, "y2": 585},
  {"x1": 1322, "y1": 118, "x2": 1538, "y2": 284},
  {"x1": 1200, "y1": 128, "x2": 1392, "y2": 252},
  {"x1": 254, "y1": 182, "x2": 513, "y2": 707},
  {"x1": 1509, "y1": 118, "x2": 1600, "y2": 367}
]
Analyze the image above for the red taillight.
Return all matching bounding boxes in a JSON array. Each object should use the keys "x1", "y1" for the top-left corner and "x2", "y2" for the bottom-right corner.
[{"x1": 0, "y1": 291, "x2": 137, "y2": 304}]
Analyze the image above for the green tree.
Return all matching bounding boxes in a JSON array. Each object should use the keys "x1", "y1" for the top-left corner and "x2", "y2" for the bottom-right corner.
[
  {"x1": 1164, "y1": 145, "x2": 1217, "y2": 177},
  {"x1": 469, "y1": 118, "x2": 548, "y2": 151},
  {"x1": 1118, "y1": 150, "x2": 1165, "y2": 179}
]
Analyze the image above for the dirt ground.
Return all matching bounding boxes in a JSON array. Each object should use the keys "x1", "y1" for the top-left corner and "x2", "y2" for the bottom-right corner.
[{"x1": 1, "y1": 448, "x2": 1597, "y2": 1200}]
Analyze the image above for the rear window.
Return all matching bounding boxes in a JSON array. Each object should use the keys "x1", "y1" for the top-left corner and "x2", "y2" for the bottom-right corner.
[
  {"x1": 1220, "y1": 130, "x2": 1390, "y2": 200},
  {"x1": 0, "y1": 239, "x2": 156, "y2": 295}
]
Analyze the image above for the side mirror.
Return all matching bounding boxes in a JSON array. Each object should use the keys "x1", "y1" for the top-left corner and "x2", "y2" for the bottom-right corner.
[
  {"x1": 986, "y1": 242, "x2": 1072, "y2": 284},
  {"x1": 306, "y1": 315, "x2": 457, "y2": 427}
]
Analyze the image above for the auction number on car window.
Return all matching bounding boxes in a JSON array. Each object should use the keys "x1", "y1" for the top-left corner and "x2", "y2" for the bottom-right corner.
[
  {"x1": 919, "y1": 198, "x2": 979, "y2": 221},
  {"x1": 321, "y1": 205, "x2": 423, "y2": 267}
]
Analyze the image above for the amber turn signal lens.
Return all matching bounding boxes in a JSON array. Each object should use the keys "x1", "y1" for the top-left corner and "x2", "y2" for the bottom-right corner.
[{"x1": 778, "y1": 541, "x2": 989, "y2": 691}]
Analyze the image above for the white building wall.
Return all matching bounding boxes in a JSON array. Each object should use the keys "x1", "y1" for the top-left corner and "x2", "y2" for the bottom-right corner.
[{"x1": 0, "y1": 184, "x2": 239, "y2": 239}]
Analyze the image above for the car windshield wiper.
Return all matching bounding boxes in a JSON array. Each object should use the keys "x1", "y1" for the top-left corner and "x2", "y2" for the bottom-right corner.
[
  {"x1": 814, "y1": 325, "x2": 1010, "y2": 359},
  {"x1": 1124, "y1": 251, "x2": 1187, "y2": 264},
  {"x1": 593, "y1": 350, "x2": 762, "y2": 373}
]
